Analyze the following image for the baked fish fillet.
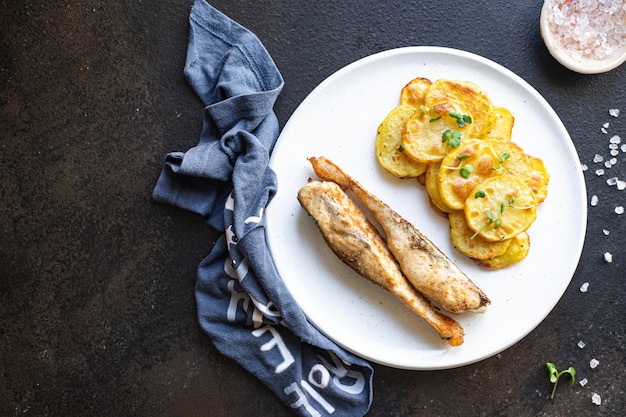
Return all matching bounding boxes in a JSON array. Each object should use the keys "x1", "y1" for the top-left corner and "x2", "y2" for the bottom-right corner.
[
  {"x1": 298, "y1": 179, "x2": 464, "y2": 346},
  {"x1": 309, "y1": 156, "x2": 490, "y2": 314}
]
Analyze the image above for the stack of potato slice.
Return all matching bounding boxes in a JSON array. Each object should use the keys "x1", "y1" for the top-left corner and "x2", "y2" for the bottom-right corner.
[{"x1": 375, "y1": 77, "x2": 550, "y2": 269}]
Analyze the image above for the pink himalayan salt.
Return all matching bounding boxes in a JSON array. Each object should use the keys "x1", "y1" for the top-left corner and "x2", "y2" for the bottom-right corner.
[{"x1": 547, "y1": 0, "x2": 626, "y2": 61}]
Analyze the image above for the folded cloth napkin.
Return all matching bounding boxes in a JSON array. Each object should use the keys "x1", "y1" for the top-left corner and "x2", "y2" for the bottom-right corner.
[{"x1": 153, "y1": 1, "x2": 374, "y2": 415}]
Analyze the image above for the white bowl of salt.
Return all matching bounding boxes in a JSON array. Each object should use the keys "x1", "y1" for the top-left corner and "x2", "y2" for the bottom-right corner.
[{"x1": 540, "y1": 0, "x2": 626, "y2": 74}]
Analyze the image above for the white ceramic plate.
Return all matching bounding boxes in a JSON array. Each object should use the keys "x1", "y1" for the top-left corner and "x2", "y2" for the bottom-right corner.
[{"x1": 266, "y1": 46, "x2": 587, "y2": 370}]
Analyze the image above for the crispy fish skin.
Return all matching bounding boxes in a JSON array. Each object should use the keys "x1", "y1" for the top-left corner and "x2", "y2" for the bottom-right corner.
[
  {"x1": 309, "y1": 156, "x2": 490, "y2": 315},
  {"x1": 298, "y1": 180, "x2": 464, "y2": 346}
]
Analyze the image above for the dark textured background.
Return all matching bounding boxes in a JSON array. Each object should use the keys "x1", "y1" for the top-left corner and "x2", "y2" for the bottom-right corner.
[{"x1": 1, "y1": 1, "x2": 625, "y2": 416}]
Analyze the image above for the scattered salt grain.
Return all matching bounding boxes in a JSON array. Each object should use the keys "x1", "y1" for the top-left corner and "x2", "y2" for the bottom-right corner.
[
  {"x1": 603, "y1": 229, "x2": 610, "y2": 236},
  {"x1": 580, "y1": 282, "x2": 589, "y2": 292},
  {"x1": 615, "y1": 206, "x2": 624, "y2": 214},
  {"x1": 609, "y1": 108, "x2": 620, "y2": 117},
  {"x1": 582, "y1": 163, "x2": 588, "y2": 171},
  {"x1": 577, "y1": 340, "x2": 586, "y2": 349},
  {"x1": 589, "y1": 358, "x2": 600, "y2": 369},
  {"x1": 610, "y1": 149, "x2": 620, "y2": 157},
  {"x1": 618, "y1": 180, "x2": 626, "y2": 190},
  {"x1": 579, "y1": 378, "x2": 588, "y2": 386},
  {"x1": 603, "y1": 122, "x2": 610, "y2": 129},
  {"x1": 607, "y1": 177, "x2": 618, "y2": 186},
  {"x1": 590, "y1": 195, "x2": 598, "y2": 206},
  {"x1": 609, "y1": 135, "x2": 621, "y2": 144},
  {"x1": 604, "y1": 252, "x2": 613, "y2": 263},
  {"x1": 601, "y1": 126, "x2": 608, "y2": 134},
  {"x1": 595, "y1": 169, "x2": 605, "y2": 176},
  {"x1": 591, "y1": 392, "x2": 602, "y2": 405},
  {"x1": 593, "y1": 154, "x2": 604, "y2": 163}
]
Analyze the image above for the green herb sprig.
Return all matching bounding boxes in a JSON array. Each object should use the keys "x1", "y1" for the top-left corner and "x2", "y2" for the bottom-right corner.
[
  {"x1": 442, "y1": 154, "x2": 474, "y2": 178},
  {"x1": 493, "y1": 152, "x2": 510, "y2": 173},
  {"x1": 546, "y1": 362, "x2": 576, "y2": 399},
  {"x1": 442, "y1": 129, "x2": 462, "y2": 148},
  {"x1": 449, "y1": 111, "x2": 472, "y2": 128},
  {"x1": 419, "y1": 105, "x2": 442, "y2": 122},
  {"x1": 440, "y1": 112, "x2": 471, "y2": 150},
  {"x1": 470, "y1": 196, "x2": 515, "y2": 239}
]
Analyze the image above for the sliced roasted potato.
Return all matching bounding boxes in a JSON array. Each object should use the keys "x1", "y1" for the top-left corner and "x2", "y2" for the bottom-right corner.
[
  {"x1": 487, "y1": 139, "x2": 551, "y2": 204},
  {"x1": 475, "y1": 232, "x2": 530, "y2": 269},
  {"x1": 527, "y1": 155, "x2": 550, "y2": 204},
  {"x1": 376, "y1": 105, "x2": 428, "y2": 178},
  {"x1": 488, "y1": 139, "x2": 533, "y2": 183},
  {"x1": 402, "y1": 99, "x2": 473, "y2": 163},
  {"x1": 449, "y1": 210, "x2": 511, "y2": 260},
  {"x1": 425, "y1": 161, "x2": 452, "y2": 215},
  {"x1": 464, "y1": 174, "x2": 537, "y2": 242},
  {"x1": 437, "y1": 139, "x2": 497, "y2": 210},
  {"x1": 482, "y1": 106, "x2": 514, "y2": 141},
  {"x1": 400, "y1": 77, "x2": 432, "y2": 108},
  {"x1": 424, "y1": 79, "x2": 495, "y2": 138}
]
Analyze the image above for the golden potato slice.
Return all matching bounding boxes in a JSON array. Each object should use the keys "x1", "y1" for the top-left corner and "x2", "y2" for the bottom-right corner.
[
  {"x1": 475, "y1": 232, "x2": 530, "y2": 269},
  {"x1": 488, "y1": 140, "x2": 533, "y2": 180},
  {"x1": 464, "y1": 174, "x2": 537, "y2": 242},
  {"x1": 486, "y1": 139, "x2": 549, "y2": 205},
  {"x1": 424, "y1": 79, "x2": 495, "y2": 138},
  {"x1": 449, "y1": 210, "x2": 511, "y2": 260},
  {"x1": 527, "y1": 155, "x2": 550, "y2": 204},
  {"x1": 425, "y1": 161, "x2": 452, "y2": 215},
  {"x1": 402, "y1": 99, "x2": 473, "y2": 163},
  {"x1": 438, "y1": 139, "x2": 497, "y2": 210},
  {"x1": 376, "y1": 105, "x2": 428, "y2": 178},
  {"x1": 400, "y1": 77, "x2": 432, "y2": 108},
  {"x1": 482, "y1": 106, "x2": 514, "y2": 141}
]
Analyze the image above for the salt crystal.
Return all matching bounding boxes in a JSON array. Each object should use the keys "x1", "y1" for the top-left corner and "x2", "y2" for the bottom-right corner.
[
  {"x1": 580, "y1": 282, "x2": 589, "y2": 292},
  {"x1": 604, "y1": 160, "x2": 613, "y2": 168},
  {"x1": 590, "y1": 195, "x2": 599, "y2": 206},
  {"x1": 604, "y1": 252, "x2": 613, "y2": 263},
  {"x1": 590, "y1": 358, "x2": 599, "y2": 368},
  {"x1": 609, "y1": 143, "x2": 619, "y2": 150},
  {"x1": 579, "y1": 378, "x2": 588, "y2": 387},
  {"x1": 609, "y1": 135, "x2": 621, "y2": 144},
  {"x1": 595, "y1": 169, "x2": 605, "y2": 176},
  {"x1": 610, "y1": 157, "x2": 617, "y2": 165},
  {"x1": 609, "y1": 108, "x2": 620, "y2": 117},
  {"x1": 610, "y1": 149, "x2": 619, "y2": 156},
  {"x1": 577, "y1": 340, "x2": 586, "y2": 349},
  {"x1": 582, "y1": 163, "x2": 588, "y2": 171},
  {"x1": 607, "y1": 177, "x2": 618, "y2": 186},
  {"x1": 593, "y1": 154, "x2": 604, "y2": 163},
  {"x1": 618, "y1": 180, "x2": 626, "y2": 190},
  {"x1": 601, "y1": 127, "x2": 608, "y2": 134},
  {"x1": 603, "y1": 122, "x2": 610, "y2": 129},
  {"x1": 603, "y1": 229, "x2": 610, "y2": 235},
  {"x1": 591, "y1": 392, "x2": 601, "y2": 405},
  {"x1": 615, "y1": 206, "x2": 624, "y2": 214}
]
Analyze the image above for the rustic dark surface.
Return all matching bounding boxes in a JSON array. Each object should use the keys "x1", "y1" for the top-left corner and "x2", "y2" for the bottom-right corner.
[{"x1": 1, "y1": 1, "x2": 625, "y2": 416}]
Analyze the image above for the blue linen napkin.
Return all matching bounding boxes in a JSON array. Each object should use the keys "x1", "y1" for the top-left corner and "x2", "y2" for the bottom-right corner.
[{"x1": 152, "y1": 1, "x2": 374, "y2": 415}]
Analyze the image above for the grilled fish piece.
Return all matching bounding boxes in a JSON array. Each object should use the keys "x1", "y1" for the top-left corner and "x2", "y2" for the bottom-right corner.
[
  {"x1": 309, "y1": 156, "x2": 490, "y2": 314},
  {"x1": 298, "y1": 180, "x2": 464, "y2": 346}
]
